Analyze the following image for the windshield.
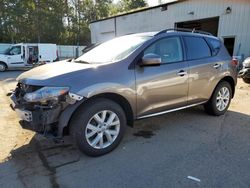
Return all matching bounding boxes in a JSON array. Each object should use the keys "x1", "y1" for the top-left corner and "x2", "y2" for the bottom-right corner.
[
  {"x1": 2, "y1": 46, "x2": 21, "y2": 55},
  {"x1": 76, "y1": 35, "x2": 150, "y2": 64},
  {"x1": 2, "y1": 47, "x2": 11, "y2": 55}
]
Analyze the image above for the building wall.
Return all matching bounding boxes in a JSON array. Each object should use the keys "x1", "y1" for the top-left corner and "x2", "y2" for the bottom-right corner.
[
  {"x1": 90, "y1": 19, "x2": 116, "y2": 44},
  {"x1": 57, "y1": 45, "x2": 86, "y2": 59},
  {"x1": 90, "y1": 0, "x2": 250, "y2": 58}
]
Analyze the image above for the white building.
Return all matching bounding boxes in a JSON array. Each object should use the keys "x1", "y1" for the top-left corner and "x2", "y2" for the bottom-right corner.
[{"x1": 90, "y1": 0, "x2": 250, "y2": 58}]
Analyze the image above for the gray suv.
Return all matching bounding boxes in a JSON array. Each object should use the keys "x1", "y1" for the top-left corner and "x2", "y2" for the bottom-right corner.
[{"x1": 10, "y1": 29, "x2": 237, "y2": 156}]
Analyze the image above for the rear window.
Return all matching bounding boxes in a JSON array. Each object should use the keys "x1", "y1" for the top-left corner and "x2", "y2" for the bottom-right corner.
[
  {"x1": 205, "y1": 38, "x2": 221, "y2": 56},
  {"x1": 184, "y1": 36, "x2": 211, "y2": 60}
]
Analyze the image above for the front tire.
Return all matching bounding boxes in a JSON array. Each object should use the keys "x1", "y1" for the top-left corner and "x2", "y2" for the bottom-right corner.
[
  {"x1": 204, "y1": 81, "x2": 232, "y2": 116},
  {"x1": 0, "y1": 62, "x2": 7, "y2": 72},
  {"x1": 243, "y1": 78, "x2": 250, "y2": 84},
  {"x1": 70, "y1": 98, "x2": 126, "y2": 156}
]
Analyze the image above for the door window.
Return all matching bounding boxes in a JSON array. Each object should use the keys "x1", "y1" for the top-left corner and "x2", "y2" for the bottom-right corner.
[
  {"x1": 184, "y1": 36, "x2": 211, "y2": 60},
  {"x1": 144, "y1": 37, "x2": 183, "y2": 64},
  {"x1": 9, "y1": 46, "x2": 21, "y2": 55}
]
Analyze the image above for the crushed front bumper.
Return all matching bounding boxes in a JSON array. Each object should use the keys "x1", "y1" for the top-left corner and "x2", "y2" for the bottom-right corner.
[
  {"x1": 10, "y1": 92, "x2": 64, "y2": 135},
  {"x1": 15, "y1": 109, "x2": 33, "y2": 122},
  {"x1": 10, "y1": 94, "x2": 32, "y2": 122}
]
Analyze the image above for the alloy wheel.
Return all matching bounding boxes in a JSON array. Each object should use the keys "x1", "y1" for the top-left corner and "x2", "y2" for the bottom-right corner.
[
  {"x1": 85, "y1": 110, "x2": 120, "y2": 149},
  {"x1": 216, "y1": 87, "x2": 230, "y2": 111}
]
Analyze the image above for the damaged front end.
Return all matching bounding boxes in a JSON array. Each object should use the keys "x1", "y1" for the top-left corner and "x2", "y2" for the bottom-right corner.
[{"x1": 10, "y1": 83, "x2": 84, "y2": 138}]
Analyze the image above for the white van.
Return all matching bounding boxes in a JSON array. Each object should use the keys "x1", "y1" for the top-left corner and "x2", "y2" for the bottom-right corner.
[{"x1": 0, "y1": 43, "x2": 58, "y2": 71}]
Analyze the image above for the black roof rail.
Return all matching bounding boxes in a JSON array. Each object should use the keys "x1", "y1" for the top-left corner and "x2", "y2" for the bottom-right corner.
[{"x1": 155, "y1": 28, "x2": 213, "y2": 36}]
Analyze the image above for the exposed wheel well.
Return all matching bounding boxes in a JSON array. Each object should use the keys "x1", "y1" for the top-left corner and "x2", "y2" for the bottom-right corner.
[{"x1": 220, "y1": 76, "x2": 235, "y2": 98}]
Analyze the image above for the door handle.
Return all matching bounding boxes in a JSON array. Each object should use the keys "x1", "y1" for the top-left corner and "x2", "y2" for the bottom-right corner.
[
  {"x1": 177, "y1": 70, "x2": 187, "y2": 77},
  {"x1": 213, "y1": 63, "x2": 221, "y2": 69}
]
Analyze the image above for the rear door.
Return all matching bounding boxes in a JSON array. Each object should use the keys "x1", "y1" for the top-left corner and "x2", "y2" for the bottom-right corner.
[
  {"x1": 135, "y1": 36, "x2": 189, "y2": 117},
  {"x1": 183, "y1": 36, "x2": 221, "y2": 104},
  {"x1": 38, "y1": 44, "x2": 57, "y2": 63}
]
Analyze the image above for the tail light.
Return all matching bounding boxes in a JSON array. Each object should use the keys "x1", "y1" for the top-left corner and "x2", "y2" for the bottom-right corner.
[{"x1": 231, "y1": 58, "x2": 238, "y2": 66}]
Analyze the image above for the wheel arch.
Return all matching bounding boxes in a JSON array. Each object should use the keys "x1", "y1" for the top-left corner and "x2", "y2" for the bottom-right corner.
[
  {"x1": 60, "y1": 92, "x2": 134, "y2": 137},
  {"x1": 0, "y1": 61, "x2": 8, "y2": 69},
  {"x1": 220, "y1": 76, "x2": 236, "y2": 98},
  {"x1": 86, "y1": 93, "x2": 134, "y2": 127},
  {"x1": 204, "y1": 76, "x2": 235, "y2": 116}
]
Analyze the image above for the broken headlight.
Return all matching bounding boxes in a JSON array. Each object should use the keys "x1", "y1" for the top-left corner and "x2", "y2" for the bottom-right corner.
[{"x1": 23, "y1": 86, "x2": 69, "y2": 102}]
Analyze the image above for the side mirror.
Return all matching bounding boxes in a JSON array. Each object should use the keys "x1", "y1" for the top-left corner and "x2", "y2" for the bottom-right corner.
[{"x1": 141, "y1": 53, "x2": 161, "y2": 66}]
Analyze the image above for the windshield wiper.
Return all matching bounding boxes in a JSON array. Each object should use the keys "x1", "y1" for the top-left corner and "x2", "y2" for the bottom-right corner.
[{"x1": 74, "y1": 60, "x2": 90, "y2": 64}]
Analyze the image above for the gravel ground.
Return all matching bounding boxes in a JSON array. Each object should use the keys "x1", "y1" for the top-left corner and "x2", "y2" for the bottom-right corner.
[{"x1": 0, "y1": 71, "x2": 249, "y2": 188}]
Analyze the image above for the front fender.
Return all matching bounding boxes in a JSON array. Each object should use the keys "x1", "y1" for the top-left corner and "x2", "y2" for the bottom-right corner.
[
  {"x1": 56, "y1": 83, "x2": 136, "y2": 137},
  {"x1": 77, "y1": 82, "x2": 136, "y2": 116},
  {"x1": 0, "y1": 55, "x2": 8, "y2": 65},
  {"x1": 77, "y1": 82, "x2": 135, "y2": 99}
]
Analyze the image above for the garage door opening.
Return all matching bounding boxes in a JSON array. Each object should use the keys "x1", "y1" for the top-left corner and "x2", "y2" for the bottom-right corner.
[{"x1": 175, "y1": 17, "x2": 219, "y2": 36}]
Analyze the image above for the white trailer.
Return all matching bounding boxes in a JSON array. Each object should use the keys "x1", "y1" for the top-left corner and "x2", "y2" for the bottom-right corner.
[{"x1": 0, "y1": 43, "x2": 58, "y2": 71}]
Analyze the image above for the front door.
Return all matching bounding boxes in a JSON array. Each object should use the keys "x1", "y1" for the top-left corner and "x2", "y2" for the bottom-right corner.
[
  {"x1": 135, "y1": 36, "x2": 189, "y2": 117},
  {"x1": 7, "y1": 45, "x2": 25, "y2": 67}
]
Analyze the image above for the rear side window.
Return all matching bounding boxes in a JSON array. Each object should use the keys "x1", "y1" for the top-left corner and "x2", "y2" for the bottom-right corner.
[
  {"x1": 184, "y1": 36, "x2": 211, "y2": 60},
  {"x1": 205, "y1": 38, "x2": 221, "y2": 56}
]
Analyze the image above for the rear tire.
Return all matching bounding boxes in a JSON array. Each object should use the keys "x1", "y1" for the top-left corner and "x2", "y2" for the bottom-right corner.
[
  {"x1": 204, "y1": 81, "x2": 232, "y2": 116},
  {"x1": 0, "y1": 62, "x2": 7, "y2": 72},
  {"x1": 70, "y1": 98, "x2": 126, "y2": 156},
  {"x1": 243, "y1": 78, "x2": 250, "y2": 84}
]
